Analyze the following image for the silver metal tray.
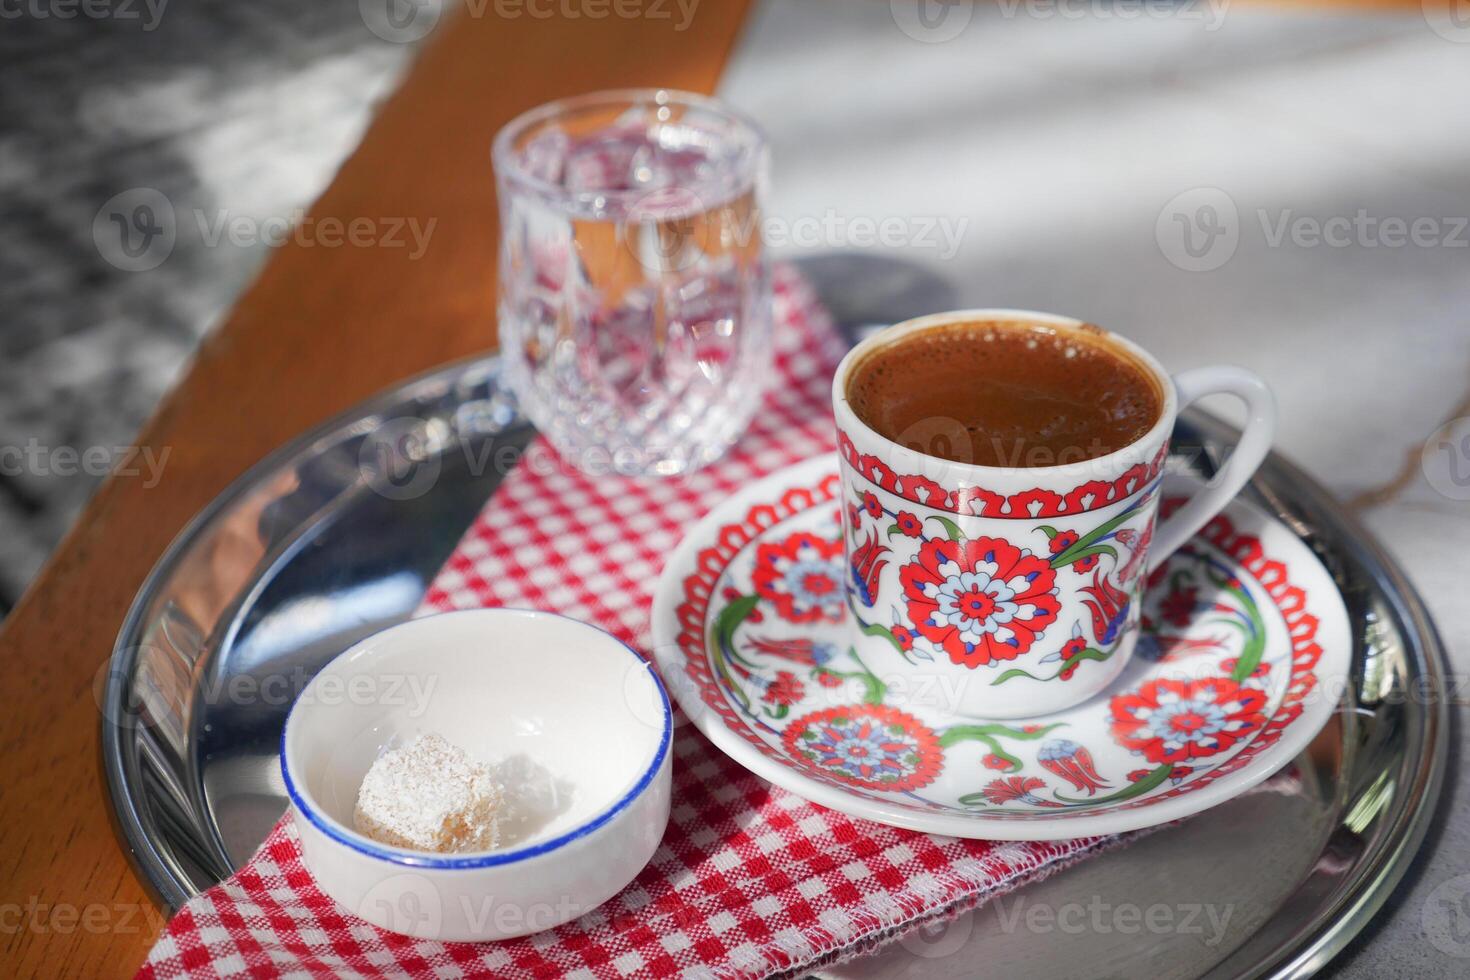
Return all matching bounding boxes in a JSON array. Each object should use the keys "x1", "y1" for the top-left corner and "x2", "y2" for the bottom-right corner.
[{"x1": 102, "y1": 351, "x2": 1447, "y2": 979}]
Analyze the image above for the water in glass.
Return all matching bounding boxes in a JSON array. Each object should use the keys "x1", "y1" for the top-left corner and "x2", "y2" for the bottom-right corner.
[{"x1": 494, "y1": 92, "x2": 771, "y2": 477}]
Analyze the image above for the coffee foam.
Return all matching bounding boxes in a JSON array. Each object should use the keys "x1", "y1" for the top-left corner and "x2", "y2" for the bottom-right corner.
[{"x1": 846, "y1": 319, "x2": 1163, "y2": 468}]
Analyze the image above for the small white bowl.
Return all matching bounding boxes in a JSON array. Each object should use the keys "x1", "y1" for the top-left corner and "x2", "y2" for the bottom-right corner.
[{"x1": 281, "y1": 608, "x2": 672, "y2": 942}]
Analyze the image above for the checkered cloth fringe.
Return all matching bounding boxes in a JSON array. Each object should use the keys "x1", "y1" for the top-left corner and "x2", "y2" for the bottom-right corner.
[{"x1": 136, "y1": 265, "x2": 1121, "y2": 980}]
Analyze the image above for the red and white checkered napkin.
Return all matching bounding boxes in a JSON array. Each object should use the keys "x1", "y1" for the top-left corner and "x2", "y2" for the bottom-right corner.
[{"x1": 138, "y1": 267, "x2": 1122, "y2": 980}]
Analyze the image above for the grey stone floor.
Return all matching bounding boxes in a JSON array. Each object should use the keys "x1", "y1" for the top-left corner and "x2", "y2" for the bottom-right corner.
[{"x1": 0, "y1": 2, "x2": 416, "y2": 610}]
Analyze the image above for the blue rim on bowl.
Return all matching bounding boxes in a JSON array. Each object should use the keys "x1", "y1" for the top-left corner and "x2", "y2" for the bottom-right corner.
[{"x1": 279, "y1": 608, "x2": 673, "y2": 869}]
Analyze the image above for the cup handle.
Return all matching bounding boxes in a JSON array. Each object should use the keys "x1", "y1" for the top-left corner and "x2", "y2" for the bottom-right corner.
[{"x1": 1147, "y1": 366, "x2": 1277, "y2": 573}]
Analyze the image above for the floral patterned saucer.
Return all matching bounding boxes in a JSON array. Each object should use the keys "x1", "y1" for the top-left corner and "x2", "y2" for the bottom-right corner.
[{"x1": 649, "y1": 454, "x2": 1350, "y2": 839}]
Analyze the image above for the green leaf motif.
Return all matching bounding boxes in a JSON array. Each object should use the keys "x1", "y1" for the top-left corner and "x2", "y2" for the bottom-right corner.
[
  {"x1": 1228, "y1": 612, "x2": 1266, "y2": 682},
  {"x1": 857, "y1": 618, "x2": 902, "y2": 652},
  {"x1": 939, "y1": 722, "x2": 1062, "y2": 747},
  {"x1": 1186, "y1": 551, "x2": 1267, "y2": 683},
  {"x1": 713, "y1": 594, "x2": 760, "y2": 649},
  {"x1": 1064, "y1": 544, "x2": 1119, "y2": 564},
  {"x1": 1055, "y1": 763, "x2": 1174, "y2": 805},
  {"x1": 844, "y1": 647, "x2": 888, "y2": 705},
  {"x1": 938, "y1": 722, "x2": 1062, "y2": 778},
  {"x1": 708, "y1": 593, "x2": 760, "y2": 710},
  {"x1": 1045, "y1": 490, "x2": 1154, "y2": 568},
  {"x1": 991, "y1": 667, "x2": 1044, "y2": 686},
  {"x1": 990, "y1": 646, "x2": 1112, "y2": 686},
  {"x1": 928, "y1": 515, "x2": 963, "y2": 542}
]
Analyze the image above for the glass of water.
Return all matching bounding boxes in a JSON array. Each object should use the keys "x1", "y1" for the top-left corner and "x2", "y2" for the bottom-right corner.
[{"x1": 493, "y1": 89, "x2": 771, "y2": 477}]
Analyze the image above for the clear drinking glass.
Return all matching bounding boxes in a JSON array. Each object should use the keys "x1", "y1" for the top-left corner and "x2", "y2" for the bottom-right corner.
[{"x1": 493, "y1": 90, "x2": 772, "y2": 477}]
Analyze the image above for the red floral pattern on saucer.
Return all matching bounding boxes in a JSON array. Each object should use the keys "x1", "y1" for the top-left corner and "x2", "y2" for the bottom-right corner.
[
  {"x1": 652, "y1": 455, "x2": 1349, "y2": 839},
  {"x1": 751, "y1": 531, "x2": 845, "y2": 624},
  {"x1": 783, "y1": 703, "x2": 943, "y2": 791},
  {"x1": 1110, "y1": 677, "x2": 1270, "y2": 765}
]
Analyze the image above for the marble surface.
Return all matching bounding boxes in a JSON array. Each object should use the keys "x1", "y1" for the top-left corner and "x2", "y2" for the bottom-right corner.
[
  {"x1": 0, "y1": 3, "x2": 413, "y2": 608},
  {"x1": 717, "y1": 2, "x2": 1468, "y2": 976}
]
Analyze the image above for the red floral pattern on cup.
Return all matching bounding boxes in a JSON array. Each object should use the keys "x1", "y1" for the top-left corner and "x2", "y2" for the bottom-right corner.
[
  {"x1": 838, "y1": 431, "x2": 1168, "y2": 519},
  {"x1": 898, "y1": 536, "x2": 1060, "y2": 667}
]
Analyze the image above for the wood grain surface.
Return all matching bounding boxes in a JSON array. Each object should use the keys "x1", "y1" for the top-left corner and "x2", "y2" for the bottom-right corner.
[{"x1": 0, "y1": 3, "x2": 752, "y2": 975}]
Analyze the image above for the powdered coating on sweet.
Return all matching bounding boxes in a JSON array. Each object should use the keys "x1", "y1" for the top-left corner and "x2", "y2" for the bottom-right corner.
[{"x1": 353, "y1": 732, "x2": 503, "y2": 854}]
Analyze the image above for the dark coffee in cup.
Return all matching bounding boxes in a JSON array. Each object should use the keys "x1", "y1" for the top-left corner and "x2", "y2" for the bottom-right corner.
[{"x1": 845, "y1": 319, "x2": 1164, "y2": 468}]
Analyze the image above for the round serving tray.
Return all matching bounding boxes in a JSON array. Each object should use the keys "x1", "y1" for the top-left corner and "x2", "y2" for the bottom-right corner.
[{"x1": 102, "y1": 353, "x2": 1446, "y2": 979}]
